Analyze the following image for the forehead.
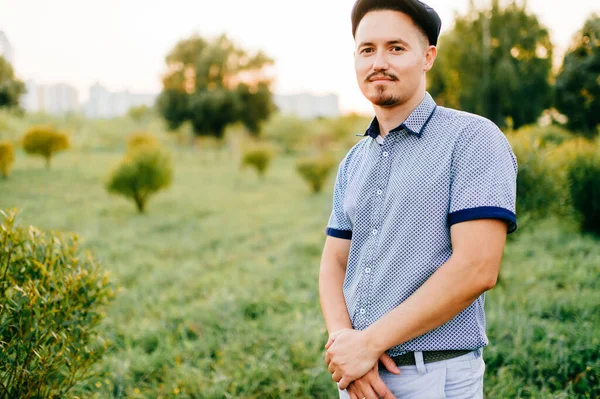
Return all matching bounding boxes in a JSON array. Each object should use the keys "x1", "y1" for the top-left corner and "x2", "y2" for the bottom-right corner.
[{"x1": 354, "y1": 10, "x2": 421, "y2": 45}]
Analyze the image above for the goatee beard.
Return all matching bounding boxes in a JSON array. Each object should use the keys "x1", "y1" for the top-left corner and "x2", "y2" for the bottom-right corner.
[{"x1": 371, "y1": 86, "x2": 400, "y2": 107}]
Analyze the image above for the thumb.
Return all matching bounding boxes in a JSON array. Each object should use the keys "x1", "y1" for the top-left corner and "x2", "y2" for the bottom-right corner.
[
  {"x1": 325, "y1": 337, "x2": 334, "y2": 349},
  {"x1": 379, "y1": 353, "x2": 401, "y2": 375}
]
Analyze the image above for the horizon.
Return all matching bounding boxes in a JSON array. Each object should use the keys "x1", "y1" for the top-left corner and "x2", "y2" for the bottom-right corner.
[{"x1": 0, "y1": 0, "x2": 598, "y2": 114}]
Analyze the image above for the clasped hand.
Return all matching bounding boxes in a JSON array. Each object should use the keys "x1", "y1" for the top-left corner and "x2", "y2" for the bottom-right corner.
[{"x1": 325, "y1": 329, "x2": 400, "y2": 398}]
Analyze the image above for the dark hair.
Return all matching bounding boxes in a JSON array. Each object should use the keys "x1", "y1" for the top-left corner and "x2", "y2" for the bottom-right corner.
[{"x1": 351, "y1": 0, "x2": 442, "y2": 46}]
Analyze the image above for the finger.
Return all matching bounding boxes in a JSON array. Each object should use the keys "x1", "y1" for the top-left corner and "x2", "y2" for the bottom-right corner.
[
  {"x1": 369, "y1": 374, "x2": 394, "y2": 399},
  {"x1": 339, "y1": 377, "x2": 351, "y2": 390},
  {"x1": 332, "y1": 370, "x2": 342, "y2": 383},
  {"x1": 358, "y1": 382, "x2": 379, "y2": 399},
  {"x1": 347, "y1": 383, "x2": 363, "y2": 399},
  {"x1": 328, "y1": 362, "x2": 336, "y2": 374},
  {"x1": 379, "y1": 353, "x2": 401, "y2": 375},
  {"x1": 324, "y1": 352, "x2": 331, "y2": 365},
  {"x1": 325, "y1": 338, "x2": 334, "y2": 349}
]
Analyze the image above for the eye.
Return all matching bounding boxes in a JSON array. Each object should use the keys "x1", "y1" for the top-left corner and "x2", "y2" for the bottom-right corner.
[
  {"x1": 391, "y1": 46, "x2": 405, "y2": 52},
  {"x1": 360, "y1": 47, "x2": 374, "y2": 54}
]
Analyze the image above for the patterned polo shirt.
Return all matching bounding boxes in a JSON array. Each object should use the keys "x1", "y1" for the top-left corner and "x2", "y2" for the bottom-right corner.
[{"x1": 326, "y1": 92, "x2": 517, "y2": 357}]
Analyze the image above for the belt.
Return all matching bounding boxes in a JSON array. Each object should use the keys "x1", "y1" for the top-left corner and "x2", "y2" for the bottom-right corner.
[{"x1": 391, "y1": 350, "x2": 473, "y2": 367}]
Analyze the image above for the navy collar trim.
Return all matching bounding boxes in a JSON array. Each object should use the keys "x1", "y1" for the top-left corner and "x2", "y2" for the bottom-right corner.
[{"x1": 360, "y1": 93, "x2": 438, "y2": 140}]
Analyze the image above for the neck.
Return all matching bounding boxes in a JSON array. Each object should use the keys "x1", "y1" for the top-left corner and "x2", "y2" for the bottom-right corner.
[{"x1": 374, "y1": 90, "x2": 426, "y2": 137}]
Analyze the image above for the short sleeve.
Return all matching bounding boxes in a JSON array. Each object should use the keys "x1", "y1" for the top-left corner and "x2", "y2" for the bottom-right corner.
[
  {"x1": 326, "y1": 155, "x2": 353, "y2": 240},
  {"x1": 448, "y1": 119, "x2": 518, "y2": 234}
]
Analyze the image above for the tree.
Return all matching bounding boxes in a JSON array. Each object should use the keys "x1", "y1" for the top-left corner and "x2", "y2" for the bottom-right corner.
[
  {"x1": 22, "y1": 126, "x2": 69, "y2": 169},
  {"x1": 106, "y1": 147, "x2": 173, "y2": 213},
  {"x1": 0, "y1": 56, "x2": 25, "y2": 110},
  {"x1": 427, "y1": 0, "x2": 553, "y2": 129},
  {"x1": 157, "y1": 34, "x2": 275, "y2": 139},
  {"x1": 555, "y1": 14, "x2": 600, "y2": 136}
]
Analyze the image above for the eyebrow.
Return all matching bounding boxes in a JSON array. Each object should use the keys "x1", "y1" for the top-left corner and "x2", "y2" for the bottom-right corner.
[{"x1": 357, "y1": 39, "x2": 411, "y2": 48}]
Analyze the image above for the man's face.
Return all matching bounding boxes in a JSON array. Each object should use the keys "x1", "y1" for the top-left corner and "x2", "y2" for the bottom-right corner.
[{"x1": 354, "y1": 10, "x2": 435, "y2": 108}]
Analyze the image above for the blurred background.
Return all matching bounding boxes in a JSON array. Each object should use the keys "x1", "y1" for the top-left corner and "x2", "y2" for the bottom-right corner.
[{"x1": 0, "y1": 0, "x2": 599, "y2": 397}]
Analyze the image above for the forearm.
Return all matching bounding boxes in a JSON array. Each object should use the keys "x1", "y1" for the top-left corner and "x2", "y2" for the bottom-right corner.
[
  {"x1": 366, "y1": 255, "x2": 496, "y2": 353},
  {"x1": 319, "y1": 260, "x2": 352, "y2": 334}
]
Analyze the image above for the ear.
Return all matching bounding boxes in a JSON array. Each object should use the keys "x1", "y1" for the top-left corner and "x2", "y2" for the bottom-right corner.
[{"x1": 423, "y1": 45, "x2": 437, "y2": 72}]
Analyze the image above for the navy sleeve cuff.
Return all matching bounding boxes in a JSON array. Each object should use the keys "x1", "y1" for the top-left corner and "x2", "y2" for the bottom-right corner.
[
  {"x1": 448, "y1": 206, "x2": 517, "y2": 234},
  {"x1": 325, "y1": 228, "x2": 353, "y2": 240}
]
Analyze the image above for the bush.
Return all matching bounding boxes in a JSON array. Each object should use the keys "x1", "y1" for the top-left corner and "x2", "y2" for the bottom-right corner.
[
  {"x1": 262, "y1": 114, "x2": 312, "y2": 154},
  {"x1": 513, "y1": 124, "x2": 574, "y2": 149},
  {"x1": 126, "y1": 131, "x2": 159, "y2": 153},
  {"x1": 106, "y1": 147, "x2": 173, "y2": 213},
  {"x1": 0, "y1": 209, "x2": 115, "y2": 398},
  {"x1": 0, "y1": 141, "x2": 15, "y2": 178},
  {"x1": 241, "y1": 142, "x2": 275, "y2": 178},
  {"x1": 22, "y1": 126, "x2": 69, "y2": 169},
  {"x1": 296, "y1": 153, "x2": 335, "y2": 194},
  {"x1": 564, "y1": 142, "x2": 600, "y2": 235},
  {"x1": 506, "y1": 131, "x2": 564, "y2": 221}
]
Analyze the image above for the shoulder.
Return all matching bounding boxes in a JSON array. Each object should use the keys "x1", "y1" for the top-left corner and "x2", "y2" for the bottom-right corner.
[
  {"x1": 338, "y1": 137, "x2": 372, "y2": 172},
  {"x1": 436, "y1": 106, "x2": 510, "y2": 147}
]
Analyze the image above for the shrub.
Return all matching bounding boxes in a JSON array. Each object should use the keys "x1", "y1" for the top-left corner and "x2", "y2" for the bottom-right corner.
[
  {"x1": 241, "y1": 142, "x2": 275, "y2": 178},
  {"x1": 296, "y1": 153, "x2": 335, "y2": 194},
  {"x1": 564, "y1": 142, "x2": 600, "y2": 235},
  {"x1": 0, "y1": 141, "x2": 15, "y2": 178},
  {"x1": 126, "y1": 131, "x2": 159, "y2": 153},
  {"x1": 506, "y1": 131, "x2": 564, "y2": 220},
  {"x1": 262, "y1": 114, "x2": 311, "y2": 154},
  {"x1": 22, "y1": 126, "x2": 69, "y2": 169},
  {"x1": 513, "y1": 124, "x2": 574, "y2": 149},
  {"x1": 106, "y1": 146, "x2": 173, "y2": 213},
  {"x1": 0, "y1": 209, "x2": 115, "y2": 398}
]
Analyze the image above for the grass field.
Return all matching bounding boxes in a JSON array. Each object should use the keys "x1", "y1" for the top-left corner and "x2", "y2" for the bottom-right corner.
[{"x1": 1, "y1": 146, "x2": 599, "y2": 398}]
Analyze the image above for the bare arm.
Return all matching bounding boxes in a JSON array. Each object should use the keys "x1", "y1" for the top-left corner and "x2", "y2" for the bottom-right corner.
[
  {"x1": 366, "y1": 218, "x2": 507, "y2": 351},
  {"x1": 319, "y1": 236, "x2": 352, "y2": 334},
  {"x1": 327, "y1": 219, "x2": 508, "y2": 389}
]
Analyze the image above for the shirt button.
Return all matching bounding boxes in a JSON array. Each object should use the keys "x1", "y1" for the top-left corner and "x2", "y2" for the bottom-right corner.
[
  {"x1": 365, "y1": 267, "x2": 372, "y2": 274},
  {"x1": 372, "y1": 229, "x2": 378, "y2": 235},
  {"x1": 377, "y1": 189, "x2": 383, "y2": 195},
  {"x1": 382, "y1": 151, "x2": 389, "y2": 157},
  {"x1": 359, "y1": 308, "x2": 366, "y2": 315}
]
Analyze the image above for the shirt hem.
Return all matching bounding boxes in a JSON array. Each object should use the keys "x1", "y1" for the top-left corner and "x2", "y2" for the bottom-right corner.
[
  {"x1": 448, "y1": 206, "x2": 517, "y2": 234},
  {"x1": 325, "y1": 228, "x2": 353, "y2": 240}
]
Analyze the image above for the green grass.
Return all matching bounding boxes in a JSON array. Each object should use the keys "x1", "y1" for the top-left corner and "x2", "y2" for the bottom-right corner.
[{"x1": 1, "y1": 147, "x2": 599, "y2": 398}]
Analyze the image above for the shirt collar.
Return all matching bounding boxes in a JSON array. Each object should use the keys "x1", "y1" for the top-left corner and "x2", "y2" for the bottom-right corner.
[{"x1": 362, "y1": 92, "x2": 438, "y2": 139}]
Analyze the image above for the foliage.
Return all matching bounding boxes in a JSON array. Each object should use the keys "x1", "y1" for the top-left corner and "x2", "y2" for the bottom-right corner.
[
  {"x1": 126, "y1": 131, "x2": 159, "y2": 153},
  {"x1": 555, "y1": 14, "x2": 600, "y2": 136},
  {"x1": 0, "y1": 56, "x2": 25, "y2": 110},
  {"x1": 106, "y1": 147, "x2": 173, "y2": 213},
  {"x1": 22, "y1": 126, "x2": 69, "y2": 169},
  {"x1": 506, "y1": 129, "x2": 565, "y2": 221},
  {"x1": 0, "y1": 209, "x2": 115, "y2": 398},
  {"x1": 560, "y1": 140, "x2": 600, "y2": 235},
  {"x1": 262, "y1": 113, "x2": 312, "y2": 154},
  {"x1": 241, "y1": 142, "x2": 275, "y2": 178},
  {"x1": 157, "y1": 34, "x2": 275, "y2": 139},
  {"x1": 296, "y1": 153, "x2": 335, "y2": 194},
  {"x1": 0, "y1": 146, "x2": 598, "y2": 397},
  {"x1": 127, "y1": 105, "x2": 152, "y2": 123},
  {"x1": 428, "y1": 0, "x2": 553, "y2": 129},
  {"x1": 513, "y1": 124, "x2": 574, "y2": 149},
  {"x1": 0, "y1": 141, "x2": 14, "y2": 178}
]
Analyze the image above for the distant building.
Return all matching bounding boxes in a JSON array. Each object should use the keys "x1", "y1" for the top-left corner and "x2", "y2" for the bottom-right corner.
[
  {"x1": 274, "y1": 93, "x2": 340, "y2": 119},
  {"x1": 83, "y1": 83, "x2": 157, "y2": 118},
  {"x1": 21, "y1": 81, "x2": 79, "y2": 115},
  {"x1": 0, "y1": 30, "x2": 14, "y2": 65}
]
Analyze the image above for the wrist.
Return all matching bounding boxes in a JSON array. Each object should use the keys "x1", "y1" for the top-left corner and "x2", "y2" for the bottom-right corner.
[{"x1": 363, "y1": 325, "x2": 387, "y2": 355}]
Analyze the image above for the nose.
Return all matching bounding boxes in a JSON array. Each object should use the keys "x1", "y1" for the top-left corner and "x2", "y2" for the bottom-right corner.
[{"x1": 372, "y1": 51, "x2": 389, "y2": 71}]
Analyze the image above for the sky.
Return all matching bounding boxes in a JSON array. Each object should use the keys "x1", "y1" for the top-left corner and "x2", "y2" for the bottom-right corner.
[{"x1": 0, "y1": 0, "x2": 598, "y2": 114}]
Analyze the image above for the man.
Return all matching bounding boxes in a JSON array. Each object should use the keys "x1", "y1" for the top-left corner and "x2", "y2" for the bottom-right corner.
[{"x1": 318, "y1": 1, "x2": 518, "y2": 398}]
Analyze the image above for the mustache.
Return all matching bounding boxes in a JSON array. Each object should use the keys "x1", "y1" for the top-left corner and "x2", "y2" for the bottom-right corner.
[{"x1": 366, "y1": 72, "x2": 399, "y2": 82}]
